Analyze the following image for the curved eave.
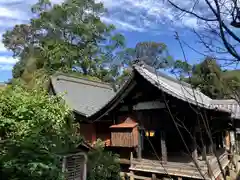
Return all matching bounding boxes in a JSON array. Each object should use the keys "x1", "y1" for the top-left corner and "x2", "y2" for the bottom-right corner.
[{"x1": 133, "y1": 65, "x2": 231, "y2": 115}]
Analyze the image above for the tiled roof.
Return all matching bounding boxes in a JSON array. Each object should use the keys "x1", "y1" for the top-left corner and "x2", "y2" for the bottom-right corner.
[
  {"x1": 134, "y1": 64, "x2": 212, "y2": 108},
  {"x1": 110, "y1": 118, "x2": 138, "y2": 128},
  {"x1": 211, "y1": 99, "x2": 240, "y2": 119},
  {"x1": 133, "y1": 62, "x2": 230, "y2": 113},
  {"x1": 88, "y1": 61, "x2": 232, "y2": 120},
  {"x1": 50, "y1": 73, "x2": 115, "y2": 117},
  {"x1": 51, "y1": 62, "x2": 235, "y2": 120}
]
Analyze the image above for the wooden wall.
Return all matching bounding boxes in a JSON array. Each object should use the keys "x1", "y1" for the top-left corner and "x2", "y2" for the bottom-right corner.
[
  {"x1": 80, "y1": 123, "x2": 96, "y2": 143},
  {"x1": 80, "y1": 122, "x2": 112, "y2": 146},
  {"x1": 95, "y1": 122, "x2": 111, "y2": 144},
  {"x1": 111, "y1": 127, "x2": 138, "y2": 147}
]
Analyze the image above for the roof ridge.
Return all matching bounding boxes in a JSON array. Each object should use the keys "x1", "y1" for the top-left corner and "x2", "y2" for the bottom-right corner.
[
  {"x1": 133, "y1": 60, "x2": 193, "y2": 88},
  {"x1": 52, "y1": 72, "x2": 113, "y2": 90}
]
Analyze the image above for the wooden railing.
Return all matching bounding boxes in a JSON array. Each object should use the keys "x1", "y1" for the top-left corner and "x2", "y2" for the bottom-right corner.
[{"x1": 129, "y1": 152, "x2": 229, "y2": 180}]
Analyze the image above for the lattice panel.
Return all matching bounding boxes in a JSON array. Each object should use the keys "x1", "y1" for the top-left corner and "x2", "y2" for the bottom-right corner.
[{"x1": 62, "y1": 153, "x2": 86, "y2": 180}]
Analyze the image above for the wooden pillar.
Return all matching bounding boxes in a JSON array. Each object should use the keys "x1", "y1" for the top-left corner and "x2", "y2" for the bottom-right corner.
[
  {"x1": 152, "y1": 174, "x2": 156, "y2": 180},
  {"x1": 215, "y1": 132, "x2": 219, "y2": 149},
  {"x1": 220, "y1": 132, "x2": 224, "y2": 148},
  {"x1": 205, "y1": 132, "x2": 213, "y2": 155},
  {"x1": 129, "y1": 171, "x2": 134, "y2": 180},
  {"x1": 225, "y1": 131, "x2": 231, "y2": 151},
  {"x1": 192, "y1": 127, "x2": 198, "y2": 161},
  {"x1": 217, "y1": 132, "x2": 223, "y2": 149},
  {"x1": 137, "y1": 127, "x2": 142, "y2": 159},
  {"x1": 161, "y1": 131, "x2": 167, "y2": 163},
  {"x1": 202, "y1": 145, "x2": 207, "y2": 161},
  {"x1": 207, "y1": 143, "x2": 213, "y2": 155},
  {"x1": 120, "y1": 172, "x2": 125, "y2": 180},
  {"x1": 192, "y1": 144, "x2": 198, "y2": 160}
]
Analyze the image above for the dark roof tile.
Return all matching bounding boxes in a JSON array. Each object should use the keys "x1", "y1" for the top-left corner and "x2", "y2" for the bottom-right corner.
[{"x1": 51, "y1": 73, "x2": 115, "y2": 117}]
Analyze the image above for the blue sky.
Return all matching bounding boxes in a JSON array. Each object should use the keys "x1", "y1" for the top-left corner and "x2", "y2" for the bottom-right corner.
[{"x1": 0, "y1": 0, "x2": 215, "y2": 82}]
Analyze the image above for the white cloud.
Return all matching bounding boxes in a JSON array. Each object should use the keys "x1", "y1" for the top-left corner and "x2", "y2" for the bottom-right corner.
[
  {"x1": 0, "y1": 56, "x2": 18, "y2": 64},
  {"x1": 97, "y1": 0, "x2": 198, "y2": 32},
  {"x1": 0, "y1": 6, "x2": 28, "y2": 20},
  {"x1": 0, "y1": 43, "x2": 7, "y2": 53},
  {"x1": 97, "y1": 0, "x2": 225, "y2": 32},
  {"x1": 101, "y1": 17, "x2": 145, "y2": 32},
  {"x1": 0, "y1": 64, "x2": 14, "y2": 71}
]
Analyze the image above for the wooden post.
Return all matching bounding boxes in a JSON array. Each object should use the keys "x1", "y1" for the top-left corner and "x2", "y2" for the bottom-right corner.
[
  {"x1": 208, "y1": 143, "x2": 213, "y2": 155},
  {"x1": 220, "y1": 131, "x2": 224, "y2": 148},
  {"x1": 192, "y1": 145, "x2": 198, "y2": 160},
  {"x1": 202, "y1": 145, "x2": 207, "y2": 161},
  {"x1": 129, "y1": 171, "x2": 134, "y2": 180},
  {"x1": 120, "y1": 172, "x2": 125, "y2": 180},
  {"x1": 130, "y1": 152, "x2": 133, "y2": 165},
  {"x1": 152, "y1": 173, "x2": 156, "y2": 180},
  {"x1": 61, "y1": 156, "x2": 66, "y2": 172},
  {"x1": 192, "y1": 127, "x2": 198, "y2": 161},
  {"x1": 161, "y1": 131, "x2": 167, "y2": 163},
  {"x1": 137, "y1": 127, "x2": 142, "y2": 159}
]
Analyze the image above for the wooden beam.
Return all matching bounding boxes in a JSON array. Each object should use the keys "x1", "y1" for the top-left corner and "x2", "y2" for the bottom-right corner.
[
  {"x1": 133, "y1": 101, "x2": 165, "y2": 110},
  {"x1": 119, "y1": 158, "x2": 130, "y2": 165},
  {"x1": 161, "y1": 131, "x2": 167, "y2": 163},
  {"x1": 119, "y1": 101, "x2": 165, "y2": 111},
  {"x1": 126, "y1": 173, "x2": 151, "y2": 180}
]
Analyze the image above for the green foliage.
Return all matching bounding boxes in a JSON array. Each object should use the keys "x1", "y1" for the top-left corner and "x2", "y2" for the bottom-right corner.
[
  {"x1": 2, "y1": 0, "x2": 174, "y2": 89},
  {"x1": 175, "y1": 57, "x2": 240, "y2": 99},
  {"x1": 87, "y1": 140, "x2": 121, "y2": 180},
  {"x1": 108, "y1": 41, "x2": 174, "y2": 89},
  {"x1": 0, "y1": 84, "x2": 81, "y2": 180},
  {"x1": 117, "y1": 42, "x2": 174, "y2": 69},
  {"x1": 135, "y1": 42, "x2": 174, "y2": 68},
  {"x1": 187, "y1": 57, "x2": 226, "y2": 99},
  {"x1": 173, "y1": 60, "x2": 192, "y2": 76},
  {"x1": 2, "y1": 0, "x2": 124, "y2": 84}
]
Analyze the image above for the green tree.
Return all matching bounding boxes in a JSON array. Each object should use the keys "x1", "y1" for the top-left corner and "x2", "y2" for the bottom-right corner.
[
  {"x1": 2, "y1": 0, "x2": 124, "y2": 82},
  {"x1": 116, "y1": 42, "x2": 174, "y2": 69},
  {"x1": 172, "y1": 59, "x2": 192, "y2": 77},
  {"x1": 188, "y1": 57, "x2": 225, "y2": 99},
  {"x1": 175, "y1": 57, "x2": 240, "y2": 99},
  {"x1": 87, "y1": 140, "x2": 121, "y2": 180},
  {"x1": 0, "y1": 83, "x2": 81, "y2": 180},
  {"x1": 135, "y1": 42, "x2": 174, "y2": 68},
  {"x1": 105, "y1": 41, "x2": 175, "y2": 89}
]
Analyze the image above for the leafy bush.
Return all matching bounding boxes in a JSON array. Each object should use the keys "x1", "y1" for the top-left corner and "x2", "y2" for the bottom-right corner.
[
  {"x1": 87, "y1": 139, "x2": 121, "y2": 180},
  {"x1": 0, "y1": 84, "x2": 81, "y2": 180}
]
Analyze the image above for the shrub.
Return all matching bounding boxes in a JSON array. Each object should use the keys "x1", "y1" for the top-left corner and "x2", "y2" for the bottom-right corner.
[
  {"x1": 0, "y1": 84, "x2": 81, "y2": 180},
  {"x1": 87, "y1": 139, "x2": 121, "y2": 180}
]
